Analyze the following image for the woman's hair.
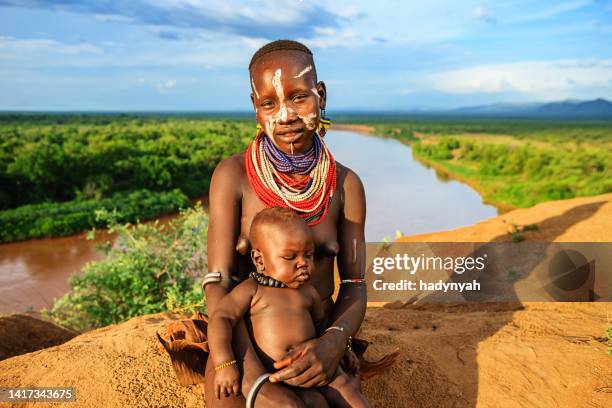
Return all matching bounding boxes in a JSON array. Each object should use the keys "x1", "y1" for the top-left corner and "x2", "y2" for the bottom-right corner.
[{"x1": 249, "y1": 39, "x2": 316, "y2": 79}]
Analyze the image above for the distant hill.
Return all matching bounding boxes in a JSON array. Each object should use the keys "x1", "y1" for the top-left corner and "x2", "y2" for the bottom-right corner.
[{"x1": 452, "y1": 98, "x2": 612, "y2": 118}]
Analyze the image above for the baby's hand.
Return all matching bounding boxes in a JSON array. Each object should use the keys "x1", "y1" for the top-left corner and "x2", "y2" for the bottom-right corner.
[
  {"x1": 214, "y1": 365, "x2": 241, "y2": 399},
  {"x1": 340, "y1": 349, "x2": 360, "y2": 376}
]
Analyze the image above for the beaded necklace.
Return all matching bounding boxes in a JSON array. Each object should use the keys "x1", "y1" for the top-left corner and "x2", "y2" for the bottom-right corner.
[
  {"x1": 261, "y1": 133, "x2": 321, "y2": 174},
  {"x1": 245, "y1": 130, "x2": 336, "y2": 226},
  {"x1": 250, "y1": 271, "x2": 287, "y2": 288}
]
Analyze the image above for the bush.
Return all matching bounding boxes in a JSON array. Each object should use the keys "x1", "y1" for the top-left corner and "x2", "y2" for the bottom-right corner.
[
  {"x1": 0, "y1": 116, "x2": 252, "y2": 209},
  {"x1": 410, "y1": 132, "x2": 611, "y2": 207},
  {"x1": 0, "y1": 188, "x2": 190, "y2": 242},
  {"x1": 42, "y1": 202, "x2": 208, "y2": 332}
]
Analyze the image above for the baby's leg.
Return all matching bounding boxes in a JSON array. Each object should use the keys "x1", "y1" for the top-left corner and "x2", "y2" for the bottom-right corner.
[
  {"x1": 320, "y1": 366, "x2": 370, "y2": 408},
  {"x1": 292, "y1": 388, "x2": 329, "y2": 408}
]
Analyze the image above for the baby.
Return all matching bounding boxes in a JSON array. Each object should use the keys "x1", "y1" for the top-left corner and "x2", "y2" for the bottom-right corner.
[{"x1": 208, "y1": 206, "x2": 370, "y2": 407}]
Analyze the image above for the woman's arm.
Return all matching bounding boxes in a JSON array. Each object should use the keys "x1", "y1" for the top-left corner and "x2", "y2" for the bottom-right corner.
[
  {"x1": 206, "y1": 156, "x2": 268, "y2": 389},
  {"x1": 270, "y1": 168, "x2": 367, "y2": 387},
  {"x1": 206, "y1": 157, "x2": 305, "y2": 407},
  {"x1": 205, "y1": 156, "x2": 241, "y2": 314},
  {"x1": 328, "y1": 168, "x2": 367, "y2": 339}
]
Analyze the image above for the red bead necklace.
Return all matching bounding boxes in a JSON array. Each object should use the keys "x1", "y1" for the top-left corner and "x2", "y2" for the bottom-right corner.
[{"x1": 245, "y1": 130, "x2": 337, "y2": 226}]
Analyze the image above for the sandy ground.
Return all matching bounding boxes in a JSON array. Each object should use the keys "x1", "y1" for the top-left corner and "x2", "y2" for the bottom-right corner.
[
  {"x1": 397, "y1": 192, "x2": 612, "y2": 243},
  {"x1": 361, "y1": 302, "x2": 611, "y2": 408},
  {"x1": 1, "y1": 193, "x2": 611, "y2": 407}
]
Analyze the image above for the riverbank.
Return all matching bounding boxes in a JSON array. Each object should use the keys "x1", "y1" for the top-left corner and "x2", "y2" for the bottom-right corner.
[
  {"x1": 339, "y1": 121, "x2": 612, "y2": 212},
  {"x1": 336, "y1": 123, "x2": 514, "y2": 213},
  {"x1": 396, "y1": 191, "x2": 612, "y2": 243},
  {"x1": 409, "y1": 152, "x2": 516, "y2": 213}
]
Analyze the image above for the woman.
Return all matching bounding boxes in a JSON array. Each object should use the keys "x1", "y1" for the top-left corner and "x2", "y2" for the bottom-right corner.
[{"x1": 204, "y1": 39, "x2": 367, "y2": 407}]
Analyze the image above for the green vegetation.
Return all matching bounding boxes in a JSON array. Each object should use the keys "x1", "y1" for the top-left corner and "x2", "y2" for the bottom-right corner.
[
  {"x1": 0, "y1": 188, "x2": 189, "y2": 242},
  {"x1": 0, "y1": 114, "x2": 252, "y2": 241},
  {"x1": 43, "y1": 202, "x2": 208, "y2": 332},
  {"x1": 335, "y1": 114, "x2": 612, "y2": 141},
  {"x1": 412, "y1": 135, "x2": 611, "y2": 208},
  {"x1": 336, "y1": 115, "x2": 612, "y2": 209},
  {"x1": 3, "y1": 113, "x2": 611, "y2": 240},
  {"x1": 505, "y1": 223, "x2": 539, "y2": 243}
]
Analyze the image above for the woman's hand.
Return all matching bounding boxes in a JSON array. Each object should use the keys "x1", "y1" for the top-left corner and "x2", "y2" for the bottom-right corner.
[
  {"x1": 269, "y1": 333, "x2": 346, "y2": 387},
  {"x1": 341, "y1": 349, "x2": 360, "y2": 377}
]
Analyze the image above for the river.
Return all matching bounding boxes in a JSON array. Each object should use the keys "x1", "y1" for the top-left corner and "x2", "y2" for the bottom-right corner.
[{"x1": 0, "y1": 130, "x2": 498, "y2": 313}]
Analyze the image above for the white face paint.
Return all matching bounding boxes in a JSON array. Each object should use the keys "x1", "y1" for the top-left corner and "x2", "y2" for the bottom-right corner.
[
  {"x1": 251, "y1": 76, "x2": 260, "y2": 99},
  {"x1": 311, "y1": 87, "x2": 320, "y2": 102},
  {"x1": 294, "y1": 65, "x2": 312, "y2": 78},
  {"x1": 265, "y1": 68, "x2": 299, "y2": 145},
  {"x1": 265, "y1": 115, "x2": 276, "y2": 140},
  {"x1": 298, "y1": 112, "x2": 317, "y2": 130},
  {"x1": 272, "y1": 69, "x2": 288, "y2": 122}
]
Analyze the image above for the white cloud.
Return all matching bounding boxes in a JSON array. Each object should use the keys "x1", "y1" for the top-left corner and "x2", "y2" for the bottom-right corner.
[
  {"x1": 397, "y1": 88, "x2": 415, "y2": 95},
  {"x1": 472, "y1": 6, "x2": 496, "y2": 23},
  {"x1": 428, "y1": 59, "x2": 612, "y2": 100},
  {"x1": 0, "y1": 32, "x2": 250, "y2": 70},
  {"x1": 149, "y1": 0, "x2": 310, "y2": 24},
  {"x1": 156, "y1": 79, "x2": 177, "y2": 93},
  {"x1": 509, "y1": 0, "x2": 592, "y2": 24},
  {"x1": 0, "y1": 36, "x2": 102, "y2": 55},
  {"x1": 314, "y1": 26, "x2": 336, "y2": 36},
  {"x1": 241, "y1": 37, "x2": 269, "y2": 50},
  {"x1": 92, "y1": 13, "x2": 134, "y2": 24}
]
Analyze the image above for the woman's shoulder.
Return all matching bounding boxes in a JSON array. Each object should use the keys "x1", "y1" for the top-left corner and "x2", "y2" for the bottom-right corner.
[
  {"x1": 213, "y1": 152, "x2": 246, "y2": 178},
  {"x1": 209, "y1": 152, "x2": 247, "y2": 201},
  {"x1": 335, "y1": 161, "x2": 365, "y2": 196}
]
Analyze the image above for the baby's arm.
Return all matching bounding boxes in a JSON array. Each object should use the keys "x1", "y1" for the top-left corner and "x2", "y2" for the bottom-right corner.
[{"x1": 208, "y1": 278, "x2": 257, "y2": 399}]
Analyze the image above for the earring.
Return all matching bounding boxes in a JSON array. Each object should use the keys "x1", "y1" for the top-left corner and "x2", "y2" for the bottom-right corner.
[
  {"x1": 318, "y1": 108, "x2": 331, "y2": 138},
  {"x1": 256, "y1": 123, "x2": 262, "y2": 135}
]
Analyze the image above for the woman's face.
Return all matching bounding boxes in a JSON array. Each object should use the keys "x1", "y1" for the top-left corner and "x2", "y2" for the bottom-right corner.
[{"x1": 250, "y1": 50, "x2": 326, "y2": 155}]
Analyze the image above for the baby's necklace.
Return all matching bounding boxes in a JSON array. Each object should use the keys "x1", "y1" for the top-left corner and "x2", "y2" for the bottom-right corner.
[{"x1": 250, "y1": 271, "x2": 287, "y2": 288}]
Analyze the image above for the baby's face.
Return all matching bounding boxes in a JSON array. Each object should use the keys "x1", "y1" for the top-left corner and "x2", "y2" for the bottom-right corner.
[
  {"x1": 250, "y1": 50, "x2": 326, "y2": 155},
  {"x1": 254, "y1": 222, "x2": 315, "y2": 289}
]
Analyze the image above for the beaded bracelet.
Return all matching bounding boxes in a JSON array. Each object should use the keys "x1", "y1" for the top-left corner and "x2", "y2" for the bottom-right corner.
[
  {"x1": 340, "y1": 278, "x2": 366, "y2": 284},
  {"x1": 214, "y1": 359, "x2": 237, "y2": 371}
]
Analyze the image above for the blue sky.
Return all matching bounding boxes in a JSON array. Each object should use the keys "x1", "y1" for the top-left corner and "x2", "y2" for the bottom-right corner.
[{"x1": 0, "y1": 0, "x2": 611, "y2": 111}]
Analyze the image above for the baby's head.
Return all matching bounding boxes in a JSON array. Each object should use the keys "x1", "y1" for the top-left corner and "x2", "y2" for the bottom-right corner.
[
  {"x1": 248, "y1": 39, "x2": 326, "y2": 155},
  {"x1": 249, "y1": 206, "x2": 315, "y2": 289}
]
